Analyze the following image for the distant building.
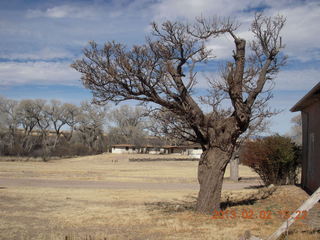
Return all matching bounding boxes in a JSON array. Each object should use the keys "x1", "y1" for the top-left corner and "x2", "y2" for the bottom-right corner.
[
  {"x1": 111, "y1": 144, "x2": 139, "y2": 154},
  {"x1": 142, "y1": 145, "x2": 163, "y2": 154},
  {"x1": 181, "y1": 144, "x2": 203, "y2": 158},
  {"x1": 111, "y1": 143, "x2": 203, "y2": 158},
  {"x1": 291, "y1": 82, "x2": 320, "y2": 193}
]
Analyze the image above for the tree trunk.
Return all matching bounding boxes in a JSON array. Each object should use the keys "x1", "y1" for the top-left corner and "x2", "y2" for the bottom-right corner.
[
  {"x1": 53, "y1": 134, "x2": 60, "y2": 148},
  {"x1": 195, "y1": 147, "x2": 231, "y2": 214}
]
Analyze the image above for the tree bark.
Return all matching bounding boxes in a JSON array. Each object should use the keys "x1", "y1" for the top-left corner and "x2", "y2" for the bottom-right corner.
[{"x1": 195, "y1": 147, "x2": 231, "y2": 213}]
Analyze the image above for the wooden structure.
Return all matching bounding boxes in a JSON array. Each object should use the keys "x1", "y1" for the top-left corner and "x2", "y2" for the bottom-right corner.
[
  {"x1": 291, "y1": 82, "x2": 320, "y2": 193},
  {"x1": 267, "y1": 186, "x2": 320, "y2": 240}
]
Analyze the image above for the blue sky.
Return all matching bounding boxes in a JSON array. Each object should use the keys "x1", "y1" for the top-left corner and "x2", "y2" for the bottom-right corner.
[{"x1": 0, "y1": 0, "x2": 319, "y2": 135}]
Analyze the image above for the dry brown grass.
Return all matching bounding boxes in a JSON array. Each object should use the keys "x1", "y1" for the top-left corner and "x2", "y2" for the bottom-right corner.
[
  {"x1": 0, "y1": 153, "x2": 257, "y2": 183},
  {"x1": 0, "y1": 154, "x2": 318, "y2": 240}
]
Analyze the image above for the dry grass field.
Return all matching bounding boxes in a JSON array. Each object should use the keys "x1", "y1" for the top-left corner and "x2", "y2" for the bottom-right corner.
[{"x1": 0, "y1": 153, "x2": 319, "y2": 240}]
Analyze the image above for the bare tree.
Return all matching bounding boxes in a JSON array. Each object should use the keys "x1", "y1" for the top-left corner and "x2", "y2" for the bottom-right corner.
[
  {"x1": 15, "y1": 100, "x2": 40, "y2": 153},
  {"x1": 44, "y1": 100, "x2": 80, "y2": 147},
  {"x1": 0, "y1": 97, "x2": 19, "y2": 151},
  {"x1": 289, "y1": 114, "x2": 302, "y2": 146},
  {"x1": 16, "y1": 100, "x2": 37, "y2": 136},
  {"x1": 45, "y1": 100, "x2": 67, "y2": 147},
  {"x1": 148, "y1": 108, "x2": 195, "y2": 145},
  {"x1": 62, "y1": 103, "x2": 80, "y2": 141},
  {"x1": 107, "y1": 105, "x2": 148, "y2": 146},
  {"x1": 76, "y1": 101, "x2": 106, "y2": 152},
  {"x1": 31, "y1": 99, "x2": 51, "y2": 160},
  {"x1": 72, "y1": 13, "x2": 286, "y2": 213}
]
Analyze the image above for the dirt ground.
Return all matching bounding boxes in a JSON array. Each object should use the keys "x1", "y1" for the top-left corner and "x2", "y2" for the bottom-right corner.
[{"x1": 0, "y1": 153, "x2": 319, "y2": 240}]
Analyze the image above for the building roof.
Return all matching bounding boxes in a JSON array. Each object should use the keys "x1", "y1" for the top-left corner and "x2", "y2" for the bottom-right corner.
[
  {"x1": 291, "y1": 82, "x2": 320, "y2": 112},
  {"x1": 162, "y1": 145, "x2": 182, "y2": 149},
  {"x1": 175, "y1": 144, "x2": 202, "y2": 149},
  {"x1": 111, "y1": 144, "x2": 135, "y2": 147}
]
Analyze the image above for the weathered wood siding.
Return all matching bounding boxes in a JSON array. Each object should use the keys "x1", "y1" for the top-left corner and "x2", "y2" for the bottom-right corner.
[{"x1": 301, "y1": 101, "x2": 320, "y2": 193}]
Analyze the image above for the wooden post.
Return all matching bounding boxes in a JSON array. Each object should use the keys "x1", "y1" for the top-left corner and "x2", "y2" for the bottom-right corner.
[
  {"x1": 230, "y1": 147, "x2": 239, "y2": 182},
  {"x1": 267, "y1": 186, "x2": 320, "y2": 240}
]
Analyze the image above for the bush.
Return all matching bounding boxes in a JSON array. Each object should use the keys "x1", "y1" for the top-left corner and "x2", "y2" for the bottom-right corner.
[{"x1": 240, "y1": 135, "x2": 301, "y2": 185}]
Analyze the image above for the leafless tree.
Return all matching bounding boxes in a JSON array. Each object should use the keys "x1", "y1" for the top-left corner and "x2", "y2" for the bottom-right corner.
[
  {"x1": 44, "y1": 100, "x2": 80, "y2": 147},
  {"x1": 289, "y1": 114, "x2": 302, "y2": 146},
  {"x1": 1, "y1": 98, "x2": 51, "y2": 158},
  {"x1": 107, "y1": 105, "x2": 148, "y2": 146},
  {"x1": 72, "y1": 13, "x2": 286, "y2": 213},
  {"x1": 16, "y1": 100, "x2": 37, "y2": 136},
  {"x1": 62, "y1": 103, "x2": 80, "y2": 141},
  {"x1": 45, "y1": 100, "x2": 67, "y2": 147},
  {"x1": 0, "y1": 97, "x2": 19, "y2": 151},
  {"x1": 15, "y1": 100, "x2": 40, "y2": 153},
  {"x1": 76, "y1": 101, "x2": 106, "y2": 152},
  {"x1": 30, "y1": 99, "x2": 51, "y2": 160}
]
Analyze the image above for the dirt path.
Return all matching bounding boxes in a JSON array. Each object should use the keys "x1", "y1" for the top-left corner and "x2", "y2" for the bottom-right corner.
[{"x1": 0, "y1": 177, "x2": 262, "y2": 190}]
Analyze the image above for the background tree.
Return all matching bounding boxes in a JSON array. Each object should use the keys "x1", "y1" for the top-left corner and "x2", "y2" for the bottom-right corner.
[
  {"x1": 72, "y1": 13, "x2": 287, "y2": 213},
  {"x1": 0, "y1": 96, "x2": 110, "y2": 158},
  {"x1": 75, "y1": 101, "x2": 107, "y2": 153},
  {"x1": 0, "y1": 97, "x2": 20, "y2": 154},
  {"x1": 28, "y1": 99, "x2": 51, "y2": 160},
  {"x1": 17, "y1": 100, "x2": 38, "y2": 137},
  {"x1": 288, "y1": 114, "x2": 302, "y2": 146},
  {"x1": 107, "y1": 105, "x2": 148, "y2": 146},
  {"x1": 45, "y1": 100, "x2": 68, "y2": 147},
  {"x1": 16, "y1": 100, "x2": 35, "y2": 154},
  {"x1": 148, "y1": 108, "x2": 195, "y2": 146},
  {"x1": 62, "y1": 103, "x2": 79, "y2": 142}
]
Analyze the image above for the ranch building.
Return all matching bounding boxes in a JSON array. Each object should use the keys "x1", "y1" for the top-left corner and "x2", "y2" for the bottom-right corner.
[{"x1": 291, "y1": 82, "x2": 320, "y2": 193}]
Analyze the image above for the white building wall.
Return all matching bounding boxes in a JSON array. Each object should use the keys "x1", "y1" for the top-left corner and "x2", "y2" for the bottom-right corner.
[
  {"x1": 184, "y1": 148, "x2": 202, "y2": 158},
  {"x1": 189, "y1": 149, "x2": 202, "y2": 158},
  {"x1": 111, "y1": 146, "x2": 202, "y2": 157},
  {"x1": 112, "y1": 147, "x2": 139, "y2": 154},
  {"x1": 112, "y1": 148, "x2": 125, "y2": 154}
]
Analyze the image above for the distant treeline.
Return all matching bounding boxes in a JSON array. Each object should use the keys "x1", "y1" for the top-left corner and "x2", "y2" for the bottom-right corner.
[
  {"x1": 0, "y1": 97, "x2": 108, "y2": 160},
  {"x1": 0, "y1": 97, "x2": 171, "y2": 160}
]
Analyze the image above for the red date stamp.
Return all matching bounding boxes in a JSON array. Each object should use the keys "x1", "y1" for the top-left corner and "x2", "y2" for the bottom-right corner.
[{"x1": 211, "y1": 209, "x2": 308, "y2": 220}]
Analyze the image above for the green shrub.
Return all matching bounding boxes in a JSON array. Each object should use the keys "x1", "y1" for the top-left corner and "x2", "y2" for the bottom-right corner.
[{"x1": 240, "y1": 135, "x2": 301, "y2": 185}]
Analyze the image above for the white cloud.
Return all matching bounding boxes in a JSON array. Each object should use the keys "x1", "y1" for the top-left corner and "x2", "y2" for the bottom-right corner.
[
  {"x1": 0, "y1": 2, "x2": 150, "y2": 53},
  {"x1": 0, "y1": 0, "x2": 319, "y2": 91},
  {"x1": 206, "y1": 40, "x2": 233, "y2": 59},
  {"x1": 193, "y1": 68, "x2": 320, "y2": 92},
  {"x1": 151, "y1": 0, "x2": 320, "y2": 61},
  {"x1": 0, "y1": 48, "x2": 74, "y2": 60},
  {"x1": 0, "y1": 61, "x2": 80, "y2": 86},
  {"x1": 274, "y1": 69, "x2": 320, "y2": 91},
  {"x1": 26, "y1": 5, "x2": 96, "y2": 19},
  {"x1": 276, "y1": 2, "x2": 320, "y2": 61},
  {"x1": 151, "y1": 0, "x2": 262, "y2": 21}
]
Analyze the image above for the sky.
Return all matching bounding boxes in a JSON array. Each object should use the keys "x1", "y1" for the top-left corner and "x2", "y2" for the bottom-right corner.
[{"x1": 0, "y1": 0, "x2": 319, "y2": 135}]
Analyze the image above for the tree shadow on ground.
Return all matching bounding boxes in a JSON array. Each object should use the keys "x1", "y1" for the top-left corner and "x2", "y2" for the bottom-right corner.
[
  {"x1": 244, "y1": 185, "x2": 265, "y2": 189},
  {"x1": 145, "y1": 185, "x2": 277, "y2": 214}
]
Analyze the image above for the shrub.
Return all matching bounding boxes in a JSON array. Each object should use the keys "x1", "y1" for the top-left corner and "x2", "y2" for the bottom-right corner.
[{"x1": 240, "y1": 135, "x2": 301, "y2": 185}]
